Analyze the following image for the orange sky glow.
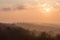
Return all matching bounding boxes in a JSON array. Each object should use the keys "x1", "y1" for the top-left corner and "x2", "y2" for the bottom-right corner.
[{"x1": 0, "y1": 0, "x2": 60, "y2": 24}]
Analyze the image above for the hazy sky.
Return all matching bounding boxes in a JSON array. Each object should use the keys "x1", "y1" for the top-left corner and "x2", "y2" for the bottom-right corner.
[{"x1": 0, "y1": 0, "x2": 60, "y2": 24}]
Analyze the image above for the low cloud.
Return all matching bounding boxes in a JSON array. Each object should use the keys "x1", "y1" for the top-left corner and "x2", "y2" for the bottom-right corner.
[
  {"x1": 15, "y1": 5, "x2": 26, "y2": 10},
  {"x1": 1, "y1": 5, "x2": 26, "y2": 11},
  {"x1": 1, "y1": 7, "x2": 11, "y2": 11},
  {"x1": 0, "y1": 4, "x2": 37, "y2": 11}
]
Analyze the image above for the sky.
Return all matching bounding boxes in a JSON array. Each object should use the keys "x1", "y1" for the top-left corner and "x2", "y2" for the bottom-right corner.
[{"x1": 0, "y1": 0, "x2": 60, "y2": 24}]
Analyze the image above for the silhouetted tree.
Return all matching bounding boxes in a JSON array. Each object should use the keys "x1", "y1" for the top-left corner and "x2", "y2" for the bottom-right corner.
[
  {"x1": 38, "y1": 32, "x2": 48, "y2": 40},
  {"x1": 56, "y1": 34, "x2": 60, "y2": 40}
]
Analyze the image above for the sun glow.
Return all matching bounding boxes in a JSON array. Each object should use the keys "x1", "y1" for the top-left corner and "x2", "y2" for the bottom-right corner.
[
  {"x1": 43, "y1": 7, "x2": 52, "y2": 13},
  {"x1": 40, "y1": 3, "x2": 54, "y2": 14}
]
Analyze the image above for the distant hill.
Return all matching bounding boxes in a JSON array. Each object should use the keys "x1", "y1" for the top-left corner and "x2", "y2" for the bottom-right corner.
[
  {"x1": 0, "y1": 23, "x2": 60, "y2": 40},
  {"x1": 14, "y1": 23, "x2": 60, "y2": 34},
  {"x1": 0, "y1": 23, "x2": 60, "y2": 35}
]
